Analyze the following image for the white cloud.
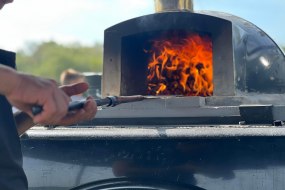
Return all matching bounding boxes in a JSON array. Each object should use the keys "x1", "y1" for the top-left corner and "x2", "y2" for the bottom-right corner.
[
  {"x1": 0, "y1": 0, "x2": 154, "y2": 51},
  {"x1": 0, "y1": 0, "x2": 284, "y2": 52}
]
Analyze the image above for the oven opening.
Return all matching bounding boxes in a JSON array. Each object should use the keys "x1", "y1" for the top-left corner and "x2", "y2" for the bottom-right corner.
[{"x1": 121, "y1": 30, "x2": 213, "y2": 96}]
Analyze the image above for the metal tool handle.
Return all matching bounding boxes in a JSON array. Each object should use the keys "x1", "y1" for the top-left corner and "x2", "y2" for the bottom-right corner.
[
  {"x1": 31, "y1": 96, "x2": 118, "y2": 115},
  {"x1": 32, "y1": 100, "x2": 86, "y2": 115}
]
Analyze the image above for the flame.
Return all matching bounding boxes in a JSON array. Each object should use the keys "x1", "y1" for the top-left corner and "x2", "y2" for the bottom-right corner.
[{"x1": 146, "y1": 33, "x2": 213, "y2": 96}]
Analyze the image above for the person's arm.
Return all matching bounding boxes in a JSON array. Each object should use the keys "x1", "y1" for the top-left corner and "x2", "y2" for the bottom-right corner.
[
  {"x1": 14, "y1": 111, "x2": 34, "y2": 136},
  {"x1": 0, "y1": 65, "x2": 97, "y2": 133},
  {"x1": 0, "y1": 64, "x2": 70, "y2": 124},
  {"x1": 0, "y1": 65, "x2": 19, "y2": 96}
]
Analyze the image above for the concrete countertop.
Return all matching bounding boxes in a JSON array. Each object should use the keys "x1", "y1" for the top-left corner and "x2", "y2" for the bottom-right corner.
[{"x1": 21, "y1": 125, "x2": 285, "y2": 140}]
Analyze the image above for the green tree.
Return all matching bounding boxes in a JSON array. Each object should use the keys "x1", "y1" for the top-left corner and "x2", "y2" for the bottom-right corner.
[{"x1": 16, "y1": 41, "x2": 103, "y2": 82}]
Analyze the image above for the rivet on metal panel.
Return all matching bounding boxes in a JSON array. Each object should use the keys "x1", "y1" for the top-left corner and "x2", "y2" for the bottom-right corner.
[{"x1": 273, "y1": 120, "x2": 283, "y2": 127}]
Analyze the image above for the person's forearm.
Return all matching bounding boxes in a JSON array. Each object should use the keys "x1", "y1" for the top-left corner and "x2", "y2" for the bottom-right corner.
[
  {"x1": 14, "y1": 111, "x2": 35, "y2": 136},
  {"x1": 0, "y1": 65, "x2": 19, "y2": 96}
]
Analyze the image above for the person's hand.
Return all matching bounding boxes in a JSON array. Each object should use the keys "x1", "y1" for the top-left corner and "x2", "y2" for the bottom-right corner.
[
  {"x1": 1, "y1": 66, "x2": 97, "y2": 126},
  {"x1": 5, "y1": 72, "x2": 70, "y2": 125},
  {"x1": 55, "y1": 82, "x2": 97, "y2": 126}
]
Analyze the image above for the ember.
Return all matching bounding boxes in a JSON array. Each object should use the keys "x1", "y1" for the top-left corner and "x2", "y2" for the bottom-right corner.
[{"x1": 146, "y1": 33, "x2": 213, "y2": 96}]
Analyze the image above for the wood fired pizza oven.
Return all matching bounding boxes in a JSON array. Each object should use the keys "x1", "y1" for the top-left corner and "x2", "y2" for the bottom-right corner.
[
  {"x1": 98, "y1": 3, "x2": 285, "y2": 125},
  {"x1": 103, "y1": 10, "x2": 285, "y2": 97}
]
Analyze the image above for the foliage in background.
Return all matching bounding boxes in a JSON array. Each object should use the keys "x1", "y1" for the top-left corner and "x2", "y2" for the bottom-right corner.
[
  {"x1": 16, "y1": 41, "x2": 103, "y2": 82},
  {"x1": 15, "y1": 43, "x2": 285, "y2": 83}
]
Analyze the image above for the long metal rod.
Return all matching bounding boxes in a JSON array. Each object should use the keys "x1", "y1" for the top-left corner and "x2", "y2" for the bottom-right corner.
[
  {"x1": 17, "y1": 95, "x2": 152, "y2": 136},
  {"x1": 32, "y1": 95, "x2": 147, "y2": 115}
]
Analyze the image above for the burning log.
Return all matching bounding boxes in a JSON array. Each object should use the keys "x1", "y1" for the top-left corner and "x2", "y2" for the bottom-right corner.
[{"x1": 146, "y1": 33, "x2": 213, "y2": 97}]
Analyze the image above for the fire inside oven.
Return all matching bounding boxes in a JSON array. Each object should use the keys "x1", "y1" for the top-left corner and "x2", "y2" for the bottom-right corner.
[{"x1": 122, "y1": 30, "x2": 213, "y2": 97}]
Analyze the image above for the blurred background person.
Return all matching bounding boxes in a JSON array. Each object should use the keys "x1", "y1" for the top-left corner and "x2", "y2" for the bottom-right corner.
[{"x1": 60, "y1": 68, "x2": 88, "y2": 101}]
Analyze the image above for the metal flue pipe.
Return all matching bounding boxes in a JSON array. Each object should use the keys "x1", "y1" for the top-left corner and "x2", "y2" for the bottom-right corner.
[{"x1": 154, "y1": 0, "x2": 193, "y2": 12}]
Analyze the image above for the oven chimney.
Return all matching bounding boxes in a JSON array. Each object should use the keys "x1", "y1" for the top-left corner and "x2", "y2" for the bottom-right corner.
[{"x1": 154, "y1": 0, "x2": 193, "y2": 12}]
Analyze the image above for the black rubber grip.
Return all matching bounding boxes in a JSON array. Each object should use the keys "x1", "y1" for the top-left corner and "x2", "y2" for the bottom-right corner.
[{"x1": 32, "y1": 100, "x2": 86, "y2": 115}]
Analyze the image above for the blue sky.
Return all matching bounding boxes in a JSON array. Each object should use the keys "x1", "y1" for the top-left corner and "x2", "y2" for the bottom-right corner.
[{"x1": 0, "y1": 0, "x2": 284, "y2": 51}]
